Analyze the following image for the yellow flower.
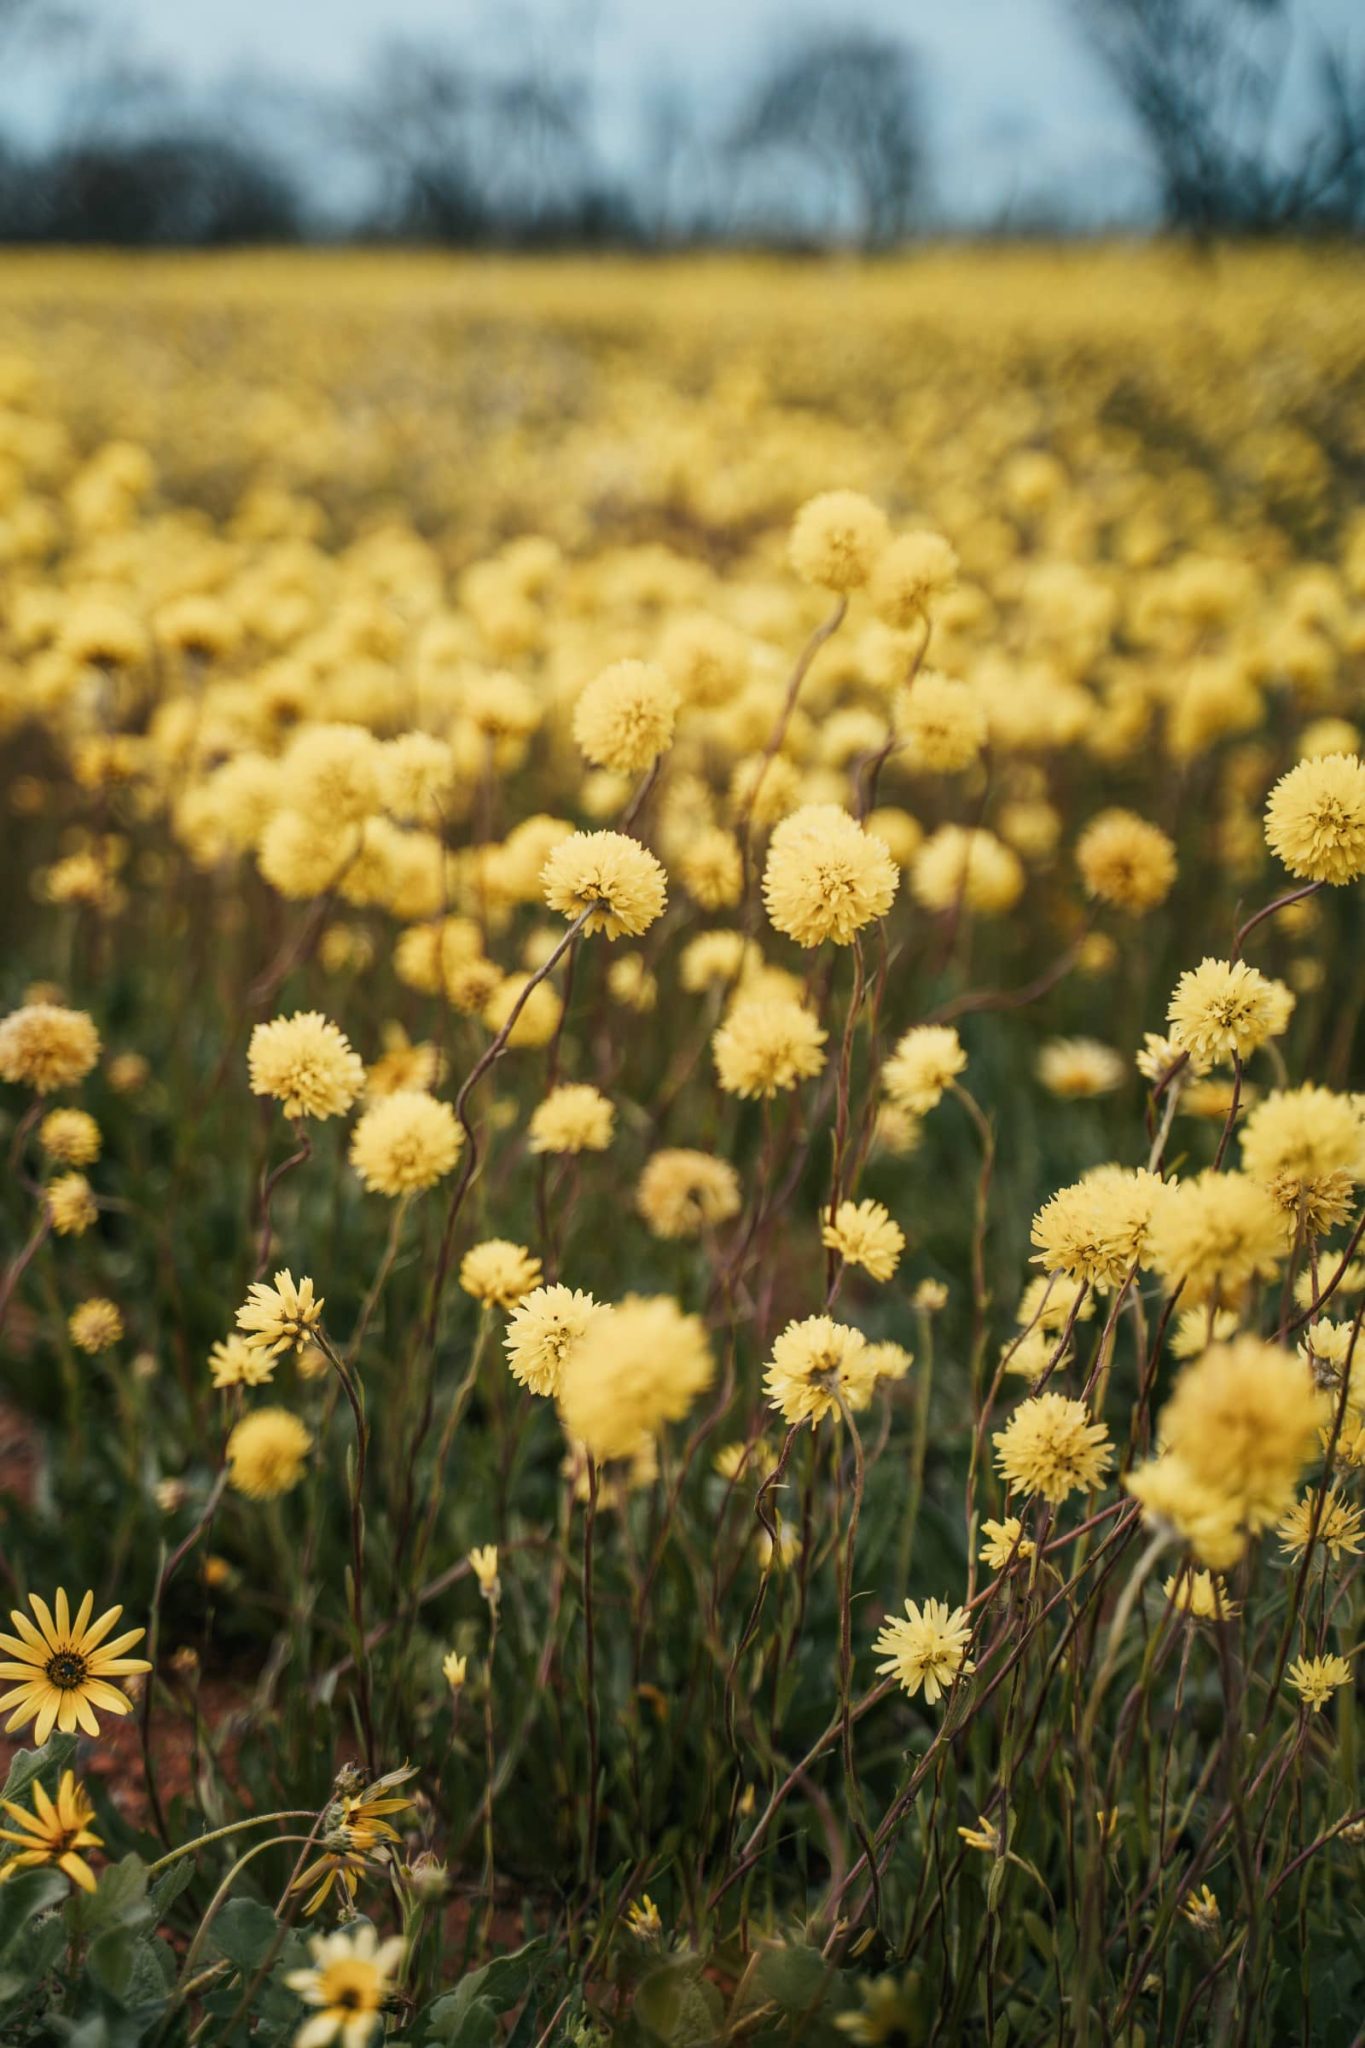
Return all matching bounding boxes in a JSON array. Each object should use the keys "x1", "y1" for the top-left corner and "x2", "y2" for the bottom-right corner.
[
  {"x1": 459, "y1": 1240, "x2": 543, "y2": 1310},
  {"x1": 1182, "y1": 1885, "x2": 1221, "y2": 1935},
  {"x1": 1145, "y1": 1171, "x2": 1286, "y2": 1302},
  {"x1": 677, "y1": 827, "x2": 743, "y2": 910},
  {"x1": 482, "y1": 973, "x2": 562, "y2": 1048},
  {"x1": 1240, "y1": 1084, "x2": 1365, "y2": 1237},
  {"x1": 236, "y1": 1271, "x2": 324, "y2": 1359},
  {"x1": 1264, "y1": 751, "x2": 1365, "y2": 883},
  {"x1": 713, "y1": 993, "x2": 826, "y2": 1099},
  {"x1": 979, "y1": 1517, "x2": 1034, "y2": 1571},
  {"x1": 557, "y1": 1296, "x2": 714, "y2": 1462},
  {"x1": 1036, "y1": 1038, "x2": 1125, "y2": 1098},
  {"x1": 290, "y1": 1767, "x2": 417, "y2": 1917},
  {"x1": 882, "y1": 1024, "x2": 966, "y2": 1114},
  {"x1": 895, "y1": 671, "x2": 985, "y2": 773},
  {"x1": 46, "y1": 1173, "x2": 97, "y2": 1237},
  {"x1": 573, "y1": 659, "x2": 678, "y2": 775},
  {"x1": 957, "y1": 1813, "x2": 1002, "y2": 1854},
  {"x1": 442, "y1": 1651, "x2": 468, "y2": 1690},
  {"x1": 527, "y1": 1083, "x2": 614, "y2": 1156},
  {"x1": 788, "y1": 490, "x2": 889, "y2": 592},
  {"x1": 994, "y1": 1393, "x2": 1113, "y2": 1504},
  {"x1": 284, "y1": 1923, "x2": 406, "y2": 2048},
  {"x1": 0, "y1": 1770, "x2": 101, "y2": 1891},
  {"x1": 1163, "y1": 1570, "x2": 1239, "y2": 1621},
  {"x1": 38, "y1": 1108, "x2": 101, "y2": 1165},
  {"x1": 0, "y1": 1003, "x2": 100, "y2": 1094},
  {"x1": 1167, "y1": 957, "x2": 1282, "y2": 1067},
  {"x1": 821, "y1": 1199, "x2": 905, "y2": 1281},
  {"x1": 226, "y1": 1408, "x2": 313, "y2": 1499},
  {"x1": 636, "y1": 1149, "x2": 741, "y2": 1239},
  {"x1": 872, "y1": 1597, "x2": 974, "y2": 1705},
  {"x1": 1277, "y1": 1488, "x2": 1364, "y2": 1560},
  {"x1": 68, "y1": 1296, "x2": 123, "y2": 1353},
  {"x1": 912, "y1": 826, "x2": 1023, "y2": 915},
  {"x1": 764, "y1": 1315, "x2": 874, "y2": 1427},
  {"x1": 762, "y1": 804, "x2": 897, "y2": 947},
  {"x1": 541, "y1": 830, "x2": 667, "y2": 939},
  {"x1": 364, "y1": 1028, "x2": 443, "y2": 1099},
  {"x1": 209, "y1": 1334, "x2": 276, "y2": 1389},
  {"x1": 468, "y1": 1545, "x2": 500, "y2": 1604},
  {"x1": 0, "y1": 1588, "x2": 150, "y2": 1742},
  {"x1": 1031, "y1": 1165, "x2": 1164, "y2": 1289},
  {"x1": 504, "y1": 1284, "x2": 604, "y2": 1398},
  {"x1": 1076, "y1": 808, "x2": 1176, "y2": 913},
  {"x1": 1127, "y1": 1338, "x2": 1325, "y2": 1565},
  {"x1": 625, "y1": 1893, "x2": 664, "y2": 1942},
  {"x1": 1287, "y1": 1653, "x2": 1353, "y2": 1713},
  {"x1": 868, "y1": 528, "x2": 957, "y2": 625},
  {"x1": 247, "y1": 1011, "x2": 365, "y2": 1123},
  {"x1": 349, "y1": 1090, "x2": 463, "y2": 1196}
]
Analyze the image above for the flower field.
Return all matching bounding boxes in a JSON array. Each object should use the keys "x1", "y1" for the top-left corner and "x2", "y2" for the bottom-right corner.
[{"x1": 0, "y1": 246, "x2": 1364, "y2": 2044}]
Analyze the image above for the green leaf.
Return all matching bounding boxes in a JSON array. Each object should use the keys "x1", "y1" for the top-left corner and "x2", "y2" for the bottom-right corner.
[
  {"x1": 209, "y1": 1895, "x2": 286, "y2": 1975},
  {"x1": 77, "y1": 1855, "x2": 150, "y2": 1937},
  {"x1": 633, "y1": 1959, "x2": 723, "y2": 2046},
  {"x1": 426, "y1": 1992, "x2": 500, "y2": 2048},
  {"x1": 745, "y1": 1944, "x2": 830, "y2": 2015},
  {"x1": 424, "y1": 1936, "x2": 548, "y2": 2040},
  {"x1": 0, "y1": 1863, "x2": 66, "y2": 1957},
  {"x1": 0, "y1": 1735, "x2": 77, "y2": 1806},
  {"x1": 150, "y1": 1856, "x2": 197, "y2": 1916}
]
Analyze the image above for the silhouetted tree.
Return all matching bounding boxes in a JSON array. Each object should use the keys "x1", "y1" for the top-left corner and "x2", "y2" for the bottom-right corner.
[
  {"x1": 29, "y1": 134, "x2": 302, "y2": 244},
  {"x1": 344, "y1": 35, "x2": 636, "y2": 245},
  {"x1": 1074, "y1": 0, "x2": 1365, "y2": 230},
  {"x1": 730, "y1": 28, "x2": 924, "y2": 248}
]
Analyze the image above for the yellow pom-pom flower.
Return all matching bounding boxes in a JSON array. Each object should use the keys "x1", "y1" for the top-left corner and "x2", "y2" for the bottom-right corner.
[
  {"x1": 349, "y1": 1090, "x2": 463, "y2": 1196},
  {"x1": 542, "y1": 830, "x2": 667, "y2": 940},
  {"x1": 762, "y1": 804, "x2": 898, "y2": 947},
  {"x1": 248, "y1": 1011, "x2": 365, "y2": 1121},
  {"x1": 226, "y1": 1407, "x2": 313, "y2": 1499},
  {"x1": 573, "y1": 659, "x2": 678, "y2": 776},
  {"x1": 1264, "y1": 752, "x2": 1365, "y2": 884}
]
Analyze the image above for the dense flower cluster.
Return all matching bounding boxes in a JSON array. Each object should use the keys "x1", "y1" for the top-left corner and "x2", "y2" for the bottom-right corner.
[{"x1": 2, "y1": 250, "x2": 1363, "y2": 2039}]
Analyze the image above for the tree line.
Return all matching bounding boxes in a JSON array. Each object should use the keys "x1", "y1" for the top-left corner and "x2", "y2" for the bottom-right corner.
[{"x1": 0, "y1": 0, "x2": 1360, "y2": 246}]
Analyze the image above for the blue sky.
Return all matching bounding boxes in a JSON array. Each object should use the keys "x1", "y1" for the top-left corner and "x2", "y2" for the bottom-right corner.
[{"x1": 21, "y1": 0, "x2": 1365, "y2": 223}]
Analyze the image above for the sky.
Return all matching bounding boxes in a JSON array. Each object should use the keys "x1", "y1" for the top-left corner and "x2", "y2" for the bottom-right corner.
[{"x1": 17, "y1": 0, "x2": 1365, "y2": 225}]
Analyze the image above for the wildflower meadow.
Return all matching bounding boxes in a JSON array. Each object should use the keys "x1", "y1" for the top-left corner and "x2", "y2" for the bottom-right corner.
[{"x1": 0, "y1": 247, "x2": 1363, "y2": 2044}]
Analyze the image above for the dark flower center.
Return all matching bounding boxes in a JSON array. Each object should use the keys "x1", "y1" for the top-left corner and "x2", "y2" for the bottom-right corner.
[{"x1": 46, "y1": 1650, "x2": 88, "y2": 1691}]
